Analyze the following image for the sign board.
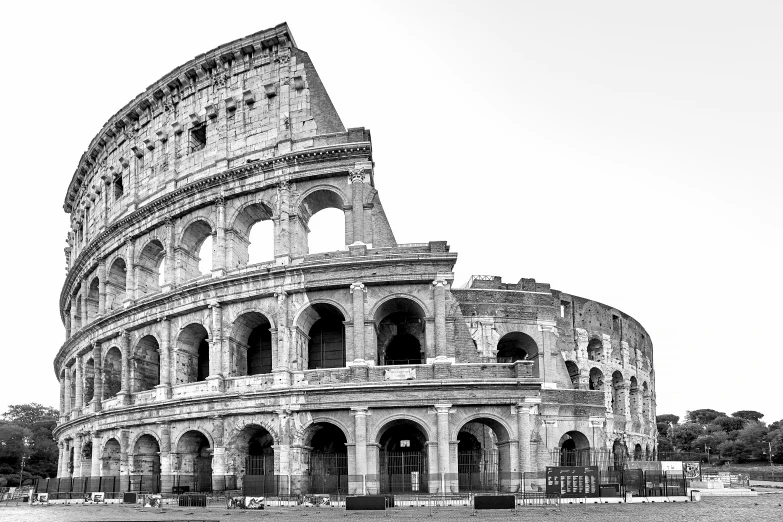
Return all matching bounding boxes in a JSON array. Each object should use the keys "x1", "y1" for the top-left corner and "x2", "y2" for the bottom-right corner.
[
  {"x1": 683, "y1": 461, "x2": 700, "y2": 480},
  {"x1": 545, "y1": 466, "x2": 600, "y2": 498},
  {"x1": 384, "y1": 368, "x2": 416, "y2": 380},
  {"x1": 661, "y1": 461, "x2": 683, "y2": 472}
]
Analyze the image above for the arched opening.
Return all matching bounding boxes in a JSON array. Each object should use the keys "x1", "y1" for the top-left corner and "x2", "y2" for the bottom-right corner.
[
  {"x1": 176, "y1": 324, "x2": 210, "y2": 383},
  {"x1": 457, "y1": 418, "x2": 511, "y2": 492},
  {"x1": 180, "y1": 220, "x2": 213, "y2": 281},
  {"x1": 73, "y1": 293, "x2": 83, "y2": 331},
  {"x1": 303, "y1": 422, "x2": 348, "y2": 493},
  {"x1": 134, "y1": 335, "x2": 160, "y2": 392},
  {"x1": 230, "y1": 202, "x2": 274, "y2": 266},
  {"x1": 559, "y1": 431, "x2": 590, "y2": 466},
  {"x1": 378, "y1": 420, "x2": 429, "y2": 493},
  {"x1": 375, "y1": 298, "x2": 426, "y2": 365},
  {"x1": 132, "y1": 435, "x2": 161, "y2": 481},
  {"x1": 589, "y1": 367, "x2": 604, "y2": 391},
  {"x1": 612, "y1": 439, "x2": 627, "y2": 470},
  {"x1": 611, "y1": 371, "x2": 625, "y2": 416},
  {"x1": 587, "y1": 338, "x2": 603, "y2": 361},
  {"x1": 103, "y1": 347, "x2": 122, "y2": 399},
  {"x1": 629, "y1": 376, "x2": 640, "y2": 417},
  {"x1": 102, "y1": 438, "x2": 121, "y2": 476},
  {"x1": 307, "y1": 208, "x2": 346, "y2": 254},
  {"x1": 634, "y1": 443, "x2": 643, "y2": 461},
  {"x1": 300, "y1": 190, "x2": 346, "y2": 255},
  {"x1": 137, "y1": 240, "x2": 165, "y2": 296},
  {"x1": 59, "y1": 370, "x2": 66, "y2": 413},
  {"x1": 83, "y1": 358, "x2": 95, "y2": 405},
  {"x1": 642, "y1": 381, "x2": 650, "y2": 421},
  {"x1": 175, "y1": 431, "x2": 212, "y2": 492},
  {"x1": 87, "y1": 278, "x2": 99, "y2": 320},
  {"x1": 497, "y1": 332, "x2": 538, "y2": 362},
  {"x1": 80, "y1": 441, "x2": 92, "y2": 477},
  {"x1": 232, "y1": 425, "x2": 275, "y2": 495},
  {"x1": 304, "y1": 304, "x2": 346, "y2": 370},
  {"x1": 106, "y1": 258, "x2": 127, "y2": 311},
  {"x1": 231, "y1": 312, "x2": 273, "y2": 376},
  {"x1": 565, "y1": 360, "x2": 580, "y2": 389}
]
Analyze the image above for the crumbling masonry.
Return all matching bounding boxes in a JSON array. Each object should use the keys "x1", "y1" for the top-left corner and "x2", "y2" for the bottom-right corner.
[{"x1": 53, "y1": 23, "x2": 656, "y2": 493}]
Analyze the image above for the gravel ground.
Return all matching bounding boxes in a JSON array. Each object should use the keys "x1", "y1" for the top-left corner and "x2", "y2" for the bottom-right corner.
[{"x1": 0, "y1": 494, "x2": 781, "y2": 522}]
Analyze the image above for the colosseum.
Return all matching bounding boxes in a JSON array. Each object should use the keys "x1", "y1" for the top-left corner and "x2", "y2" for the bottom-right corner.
[{"x1": 53, "y1": 23, "x2": 656, "y2": 496}]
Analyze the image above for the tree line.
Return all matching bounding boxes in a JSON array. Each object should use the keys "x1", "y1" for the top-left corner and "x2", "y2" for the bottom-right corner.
[
  {"x1": 656, "y1": 408, "x2": 782, "y2": 464},
  {"x1": 0, "y1": 403, "x2": 59, "y2": 487}
]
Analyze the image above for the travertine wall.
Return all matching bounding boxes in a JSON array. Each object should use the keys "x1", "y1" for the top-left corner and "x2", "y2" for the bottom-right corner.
[{"x1": 53, "y1": 24, "x2": 656, "y2": 490}]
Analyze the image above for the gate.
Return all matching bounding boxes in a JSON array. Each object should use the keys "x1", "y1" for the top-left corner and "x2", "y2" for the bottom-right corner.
[
  {"x1": 458, "y1": 450, "x2": 498, "y2": 492},
  {"x1": 380, "y1": 451, "x2": 428, "y2": 493},
  {"x1": 245, "y1": 451, "x2": 275, "y2": 476}
]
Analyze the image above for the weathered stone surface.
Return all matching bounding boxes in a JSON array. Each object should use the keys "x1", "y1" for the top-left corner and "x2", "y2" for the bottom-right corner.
[{"x1": 53, "y1": 23, "x2": 656, "y2": 488}]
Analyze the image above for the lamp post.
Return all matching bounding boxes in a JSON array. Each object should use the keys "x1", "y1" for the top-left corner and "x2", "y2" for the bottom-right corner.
[
  {"x1": 705, "y1": 444, "x2": 710, "y2": 466},
  {"x1": 18, "y1": 455, "x2": 26, "y2": 489}
]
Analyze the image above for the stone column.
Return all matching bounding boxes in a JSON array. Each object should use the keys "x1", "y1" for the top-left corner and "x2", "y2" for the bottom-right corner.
[
  {"x1": 93, "y1": 343, "x2": 103, "y2": 411},
  {"x1": 59, "y1": 373, "x2": 66, "y2": 415},
  {"x1": 432, "y1": 277, "x2": 448, "y2": 359},
  {"x1": 118, "y1": 331, "x2": 131, "y2": 404},
  {"x1": 124, "y1": 240, "x2": 135, "y2": 307},
  {"x1": 350, "y1": 282, "x2": 366, "y2": 363},
  {"x1": 157, "y1": 317, "x2": 172, "y2": 395},
  {"x1": 352, "y1": 407, "x2": 368, "y2": 493},
  {"x1": 211, "y1": 416, "x2": 226, "y2": 491},
  {"x1": 434, "y1": 404, "x2": 451, "y2": 476},
  {"x1": 208, "y1": 302, "x2": 223, "y2": 379},
  {"x1": 74, "y1": 355, "x2": 83, "y2": 413},
  {"x1": 164, "y1": 219, "x2": 176, "y2": 288},
  {"x1": 274, "y1": 182, "x2": 291, "y2": 263},
  {"x1": 98, "y1": 258, "x2": 106, "y2": 315},
  {"x1": 61, "y1": 439, "x2": 71, "y2": 477},
  {"x1": 91, "y1": 432, "x2": 101, "y2": 477},
  {"x1": 517, "y1": 397, "x2": 540, "y2": 475},
  {"x1": 57, "y1": 442, "x2": 65, "y2": 478},
  {"x1": 212, "y1": 197, "x2": 226, "y2": 276},
  {"x1": 159, "y1": 422, "x2": 172, "y2": 475},
  {"x1": 273, "y1": 291, "x2": 290, "y2": 386},
  {"x1": 120, "y1": 430, "x2": 130, "y2": 476},
  {"x1": 63, "y1": 365, "x2": 72, "y2": 416},
  {"x1": 349, "y1": 167, "x2": 367, "y2": 245},
  {"x1": 81, "y1": 279, "x2": 89, "y2": 326},
  {"x1": 73, "y1": 435, "x2": 83, "y2": 477},
  {"x1": 275, "y1": 410, "x2": 291, "y2": 494}
]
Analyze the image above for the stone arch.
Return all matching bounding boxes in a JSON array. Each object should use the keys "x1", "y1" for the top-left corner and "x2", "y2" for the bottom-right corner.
[
  {"x1": 133, "y1": 334, "x2": 161, "y2": 392},
  {"x1": 564, "y1": 360, "x2": 580, "y2": 389},
  {"x1": 369, "y1": 293, "x2": 431, "y2": 320},
  {"x1": 300, "y1": 420, "x2": 349, "y2": 478},
  {"x1": 87, "y1": 277, "x2": 100, "y2": 320},
  {"x1": 559, "y1": 430, "x2": 591, "y2": 466},
  {"x1": 228, "y1": 423, "x2": 276, "y2": 481},
  {"x1": 373, "y1": 296, "x2": 428, "y2": 365},
  {"x1": 227, "y1": 419, "x2": 280, "y2": 448},
  {"x1": 83, "y1": 358, "x2": 95, "y2": 405},
  {"x1": 297, "y1": 186, "x2": 348, "y2": 255},
  {"x1": 293, "y1": 298, "x2": 351, "y2": 331},
  {"x1": 296, "y1": 416, "x2": 354, "y2": 446},
  {"x1": 73, "y1": 291, "x2": 83, "y2": 330},
  {"x1": 106, "y1": 257, "x2": 127, "y2": 312},
  {"x1": 175, "y1": 322, "x2": 210, "y2": 383},
  {"x1": 497, "y1": 332, "x2": 538, "y2": 362},
  {"x1": 228, "y1": 200, "x2": 275, "y2": 267},
  {"x1": 371, "y1": 414, "x2": 435, "y2": 445},
  {"x1": 173, "y1": 427, "x2": 215, "y2": 453},
  {"x1": 586, "y1": 337, "x2": 603, "y2": 361},
  {"x1": 174, "y1": 429, "x2": 213, "y2": 491},
  {"x1": 230, "y1": 310, "x2": 274, "y2": 376},
  {"x1": 178, "y1": 217, "x2": 215, "y2": 281},
  {"x1": 450, "y1": 413, "x2": 513, "y2": 443},
  {"x1": 642, "y1": 381, "x2": 651, "y2": 420},
  {"x1": 130, "y1": 429, "x2": 162, "y2": 451},
  {"x1": 611, "y1": 371, "x2": 625, "y2": 415},
  {"x1": 132, "y1": 433, "x2": 161, "y2": 476},
  {"x1": 103, "y1": 346, "x2": 123, "y2": 398},
  {"x1": 294, "y1": 302, "x2": 346, "y2": 370},
  {"x1": 136, "y1": 239, "x2": 166, "y2": 296},
  {"x1": 629, "y1": 376, "x2": 640, "y2": 416},
  {"x1": 101, "y1": 437, "x2": 122, "y2": 476},
  {"x1": 589, "y1": 367, "x2": 604, "y2": 391},
  {"x1": 375, "y1": 416, "x2": 431, "y2": 491}
]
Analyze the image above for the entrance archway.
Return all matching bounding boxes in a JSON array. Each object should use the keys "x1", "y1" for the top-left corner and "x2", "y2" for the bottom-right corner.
[
  {"x1": 102, "y1": 438, "x2": 121, "y2": 476},
  {"x1": 134, "y1": 335, "x2": 160, "y2": 392},
  {"x1": 559, "y1": 431, "x2": 590, "y2": 466},
  {"x1": 176, "y1": 431, "x2": 212, "y2": 492},
  {"x1": 303, "y1": 422, "x2": 348, "y2": 493},
  {"x1": 232, "y1": 425, "x2": 275, "y2": 495},
  {"x1": 456, "y1": 418, "x2": 511, "y2": 492},
  {"x1": 176, "y1": 324, "x2": 210, "y2": 383},
  {"x1": 231, "y1": 312, "x2": 273, "y2": 376},
  {"x1": 377, "y1": 420, "x2": 429, "y2": 493}
]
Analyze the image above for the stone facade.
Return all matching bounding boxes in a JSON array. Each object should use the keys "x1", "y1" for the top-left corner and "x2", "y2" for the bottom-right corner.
[{"x1": 53, "y1": 24, "x2": 656, "y2": 493}]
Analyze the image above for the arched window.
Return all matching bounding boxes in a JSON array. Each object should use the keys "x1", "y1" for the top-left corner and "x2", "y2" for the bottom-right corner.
[
  {"x1": 176, "y1": 323, "x2": 210, "y2": 383},
  {"x1": 180, "y1": 220, "x2": 213, "y2": 281},
  {"x1": 565, "y1": 360, "x2": 580, "y2": 389},
  {"x1": 587, "y1": 338, "x2": 603, "y2": 361},
  {"x1": 106, "y1": 258, "x2": 127, "y2": 311},
  {"x1": 134, "y1": 335, "x2": 161, "y2": 392},
  {"x1": 137, "y1": 240, "x2": 165, "y2": 296},
  {"x1": 231, "y1": 312, "x2": 273, "y2": 376},
  {"x1": 589, "y1": 367, "x2": 604, "y2": 391},
  {"x1": 103, "y1": 347, "x2": 123, "y2": 398},
  {"x1": 299, "y1": 189, "x2": 346, "y2": 255},
  {"x1": 306, "y1": 304, "x2": 346, "y2": 369},
  {"x1": 87, "y1": 278, "x2": 99, "y2": 319},
  {"x1": 497, "y1": 332, "x2": 538, "y2": 363},
  {"x1": 230, "y1": 202, "x2": 275, "y2": 266},
  {"x1": 375, "y1": 298, "x2": 426, "y2": 365}
]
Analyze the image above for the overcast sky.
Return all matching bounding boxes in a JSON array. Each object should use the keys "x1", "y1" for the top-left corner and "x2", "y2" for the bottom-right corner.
[{"x1": 1, "y1": 1, "x2": 780, "y2": 425}]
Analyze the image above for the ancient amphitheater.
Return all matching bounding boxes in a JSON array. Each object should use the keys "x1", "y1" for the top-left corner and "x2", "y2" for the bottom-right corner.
[{"x1": 53, "y1": 23, "x2": 657, "y2": 495}]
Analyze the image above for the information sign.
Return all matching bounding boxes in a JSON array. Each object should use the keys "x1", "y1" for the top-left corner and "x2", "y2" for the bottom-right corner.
[{"x1": 545, "y1": 466, "x2": 600, "y2": 498}]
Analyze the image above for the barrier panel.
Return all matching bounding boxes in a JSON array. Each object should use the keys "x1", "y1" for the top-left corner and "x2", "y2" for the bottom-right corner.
[
  {"x1": 475, "y1": 495, "x2": 515, "y2": 509},
  {"x1": 346, "y1": 495, "x2": 387, "y2": 510}
]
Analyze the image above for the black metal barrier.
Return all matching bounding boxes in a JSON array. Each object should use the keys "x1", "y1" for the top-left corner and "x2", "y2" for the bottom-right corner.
[
  {"x1": 475, "y1": 495, "x2": 515, "y2": 509},
  {"x1": 346, "y1": 495, "x2": 387, "y2": 510}
]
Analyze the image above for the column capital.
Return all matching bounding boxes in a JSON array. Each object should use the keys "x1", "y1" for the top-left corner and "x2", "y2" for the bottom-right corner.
[
  {"x1": 348, "y1": 162, "x2": 372, "y2": 184},
  {"x1": 207, "y1": 299, "x2": 221, "y2": 309},
  {"x1": 214, "y1": 193, "x2": 226, "y2": 208},
  {"x1": 350, "y1": 407, "x2": 369, "y2": 416},
  {"x1": 433, "y1": 403, "x2": 453, "y2": 414},
  {"x1": 349, "y1": 281, "x2": 366, "y2": 293}
]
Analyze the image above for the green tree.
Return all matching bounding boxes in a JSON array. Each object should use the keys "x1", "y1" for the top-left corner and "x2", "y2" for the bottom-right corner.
[
  {"x1": 711, "y1": 416, "x2": 745, "y2": 434},
  {"x1": 656, "y1": 414, "x2": 680, "y2": 438},
  {"x1": 686, "y1": 409, "x2": 725, "y2": 426},
  {"x1": 732, "y1": 410, "x2": 764, "y2": 423},
  {"x1": 0, "y1": 403, "x2": 59, "y2": 484},
  {"x1": 670, "y1": 422, "x2": 704, "y2": 451}
]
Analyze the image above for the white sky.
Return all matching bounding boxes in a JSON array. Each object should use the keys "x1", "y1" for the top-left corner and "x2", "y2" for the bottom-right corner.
[{"x1": 1, "y1": 1, "x2": 780, "y2": 424}]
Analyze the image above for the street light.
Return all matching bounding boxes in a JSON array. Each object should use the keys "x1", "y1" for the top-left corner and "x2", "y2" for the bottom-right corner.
[
  {"x1": 18, "y1": 455, "x2": 26, "y2": 490},
  {"x1": 705, "y1": 444, "x2": 710, "y2": 466}
]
